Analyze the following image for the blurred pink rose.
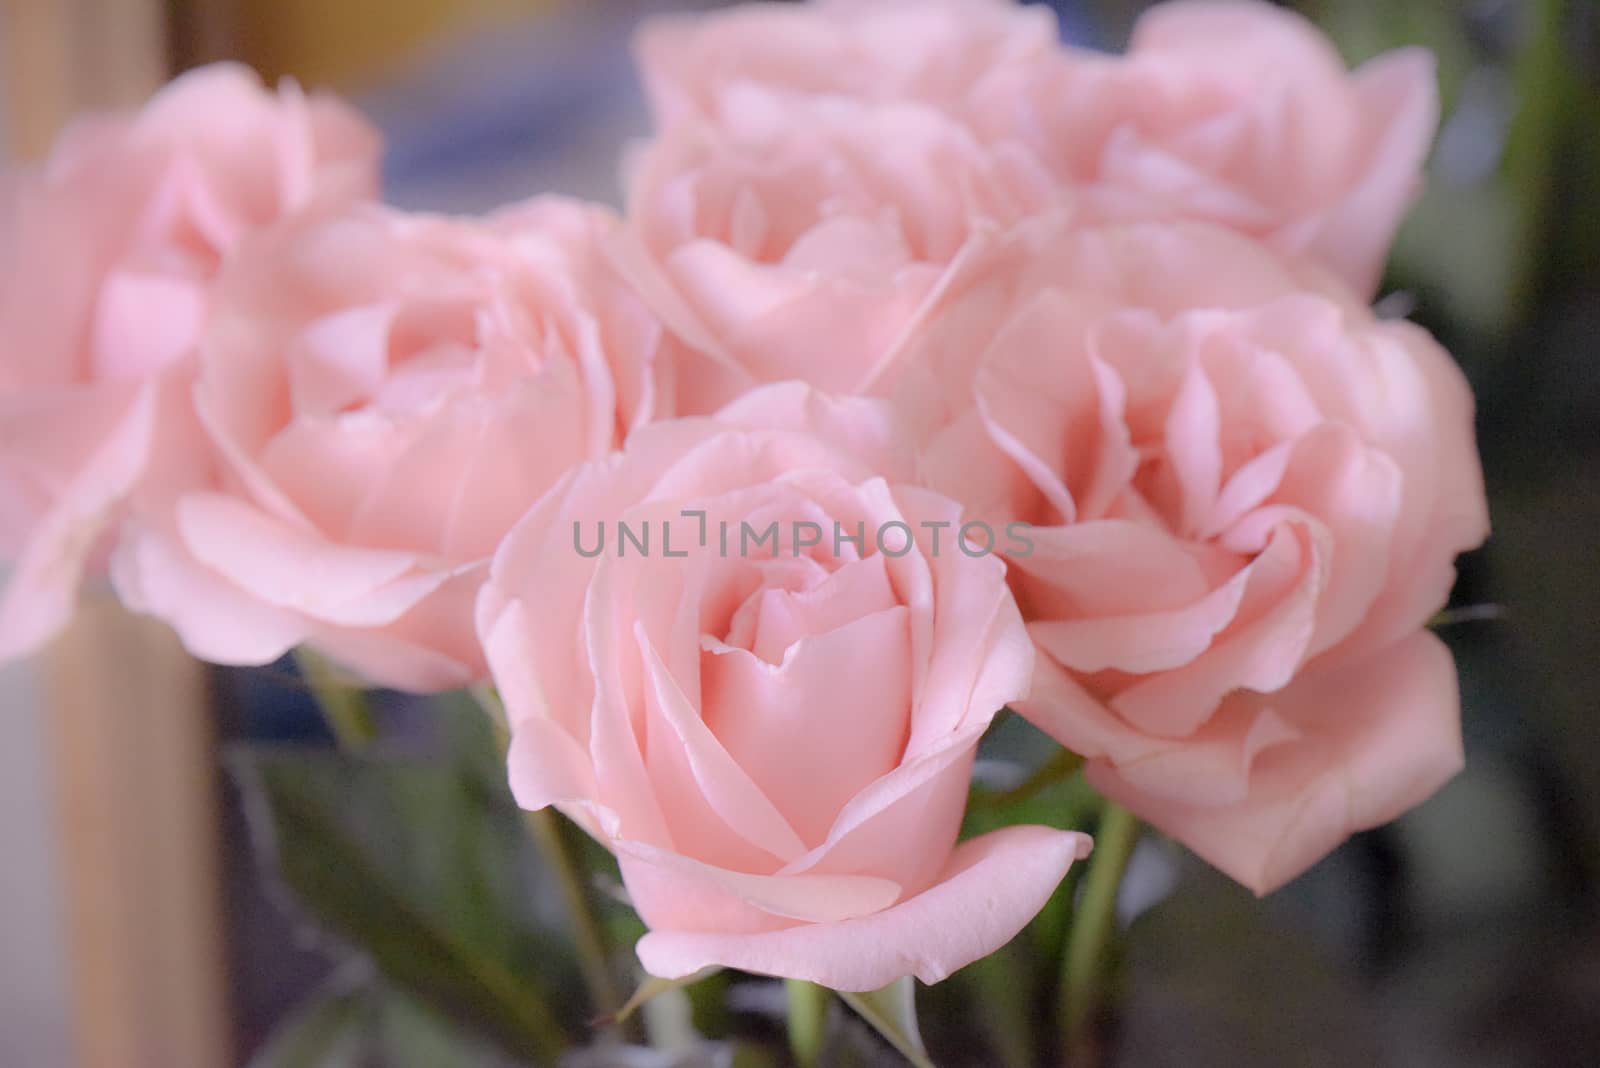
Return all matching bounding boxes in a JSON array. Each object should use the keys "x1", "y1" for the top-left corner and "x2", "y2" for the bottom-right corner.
[
  {"x1": 478, "y1": 384, "x2": 1089, "y2": 989},
  {"x1": 902, "y1": 218, "x2": 1488, "y2": 893},
  {"x1": 0, "y1": 63, "x2": 378, "y2": 659},
  {"x1": 114, "y1": 199, "x2": 660, "y2": 692},
  {"x1": 636, "y1": 0, "x2": 1058, "y2": 122},
  {"x1": 970, "y1": 0, "x2": 1439, "y2": 294},
  {"x1": 623, "y1": 0, "x2": 1435, "y2": 419},
  {"x1": 620, "y1": 2, "x2": 1056, "y2": 416}
]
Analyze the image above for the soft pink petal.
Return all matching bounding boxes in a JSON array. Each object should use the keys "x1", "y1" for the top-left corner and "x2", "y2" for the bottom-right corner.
[
  {"x1": 714, "y1": 382, "x2": 915, "y2": 482},
  {"x1": 702, "y1": 606, "x2": 912, "y2": 846},
  {"x1": 306, "y1": 562, "x2": 488, "y2": 691},
  {"x1": 1336, "y1": 323, "x2": 1489, "y2": 658},
  {"x1": 506, "y1": 714, "x2": 600, "y2": 813},
  {"x1": 1109, "y1": 521, "x2": 1318, "y2": 738},
  {"x1": 639, "y1": 625, "x2": 810, "y2": 864},
  {"x1": 1270, "y1": 425, "x2": 1403, "y2": 658},
  {"x1": 1089, "y1": 631, "x2": 1464, "y2": 894},
  {"x1": 176, "y1": 493, "x2": 443, "y2": 626},
  {"x1": 0, "y1": 383, "x2": 158, "y2": 659},
  {"x1": 617, "y1": 840, "x2": 902, "y2": 929},
  {"x1": 1009, "y1": 520, "x2": 1216, "y2": 617},
  {"x1": 1300, "y1": 49, "x2": 1438, "y2": 296},
  {"x1": 974, "y1": 293, "x2": 1137, "y2": 525},
  {"x1": 306, "y1": 622, "x2": 479, "y2": 694},
  {"x1": 90, "y1": 269, "x2": 205, "y2": 380},
  {"x1": 780, "y1": 731, "x2": 976, "y2": 900},
  {"x1": 636, "y1": 826, "x2": 1092, "y2": 991},
  {"x1": 110, "y1": 519, "x2": 309, "y2": 665}
]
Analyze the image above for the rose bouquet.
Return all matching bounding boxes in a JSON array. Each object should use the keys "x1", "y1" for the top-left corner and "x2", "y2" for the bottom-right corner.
[{"x1": 0, "y1": 1, "x2": 1488, "y2": 1065}]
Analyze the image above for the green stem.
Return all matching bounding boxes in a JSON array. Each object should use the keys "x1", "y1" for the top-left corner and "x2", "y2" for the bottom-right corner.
[
  {"x1": 1062, "y1": 801, "x2": 1139, "y2": 1063},
  {"x1": 523, "y1": 806, "x2": 624, "y2": 1020},
  {"x1": 977, "y1": 747, "x2": 1085, "y2": 810},
  {"x1": 294, "y1": 648, "x2": 378, "y2": 749},
  {"x1": 786, "y1": 980, "x2": 829, "y2": 1067},
  {"x1": 1505, "y1": 0, "x2": 1569, "y2": 313},
  {"x1": 470, "y1": 688, "x2": 623, "y2": 1022},
  {"x1": 288, "y1": 657, "x2": 568, "y2": 1058}
]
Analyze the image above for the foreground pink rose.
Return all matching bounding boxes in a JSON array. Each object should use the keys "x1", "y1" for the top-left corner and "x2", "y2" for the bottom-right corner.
[
  {"x1": 114, "y1": 199, "x2": 659, "y2": 692},
  {"x1": 0, "y1": 63, "x2": 378, "y2": 659},
  {"x1": 621, "y1": 2, "x2": 1056, "y2": 416},
  {"x1": 478, "y1": 384, "x2": 1090, "y2": 989},
  {"x1": 970, "y1": 0, "x2": 1438, "y2": 294},
  {"x1": 902, "y1": 218, "x2": 1487, "y2": 893}
]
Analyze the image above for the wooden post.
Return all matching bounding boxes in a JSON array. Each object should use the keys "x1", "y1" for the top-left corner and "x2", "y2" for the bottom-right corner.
[
  {"x1": 2, "y1": 0, "x2": 169, "y2": 154},
  {"x1": 2, "y1": 1, "x2": 232, "y2": 1065},
  {"x1": 44, "y1": 603, "x2": 232, "y2": 1068}
]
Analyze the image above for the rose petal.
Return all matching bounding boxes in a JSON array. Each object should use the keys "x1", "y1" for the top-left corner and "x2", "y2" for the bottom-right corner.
[
  {"x1": 0, "y1": 384, "x2": 158, "y2": 658},
  {"x1": 617, "y1": 839, "x2": 902, "y2": 928},
  {"x1": 110, "y1": 518, "x2": 309, "y2": 665},
  {"x1": 636, "y1": 825, "x2": 1092, "y2": 991},
  {"x1": 702, "y1": 605, "x2": 912, "y2": 846},
  {"x1": 1088, "y1": 631, "x2": 1463, "y2": 894},
  {"x1": 1301, "y1": 48, "x2": 1438, "y2": 295},
  {"x1": 638, "y1": 622, "x2": 810, "y2": 865},
  {"x1": 176, "y1": 492, "x2": 445, "y2": 626}
]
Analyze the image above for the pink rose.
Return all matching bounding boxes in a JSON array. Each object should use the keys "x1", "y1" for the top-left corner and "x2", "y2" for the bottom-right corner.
[
  {"x1": 970, "y1": 0, "x2": 1438, "y2": 294},
  {"x1": 636, "y1": 0, "x2": 1058, "y2": 123},
  {"x1": 113, "y1": 199, "x2": 660, "y2": 692},
  {"x1": 902, "y1": 218, "x2": 1488, "y2": 893},
  {"x1": 477, "y1": 384, "x2": 1090, "y2": 989},
  {"x1": 620, "y1": 3, "x2": 1055, "y2": 416},
  {"x1": 0, "y1": 63, "x2": 378, "y2": 658}
]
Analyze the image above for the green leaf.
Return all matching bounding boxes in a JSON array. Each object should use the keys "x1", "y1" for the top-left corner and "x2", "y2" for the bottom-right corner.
[
  {"x1": 248, "y1": 970, "x2": 371, "y2": 1068},
  {"x1": 231, "y1": 745, "x2": 575, "y2": 1064},
  {"x1": 434, "y1": 688, "x2": 518, "y2": 801},
  {"x1": 249, "y1": 969, "x2": 524, "y2": 1068},
  {"x1": 375, "y1": 986, "x2": 518, "y2": 1068},
  {"x1": 958, "y1": 941, "x2": 1035, "y2": 1068},
  {"x1": 839, "y1": 978, "x2": 937, "y2": 1068},
  {"x1": 964, "y1": 716, "x2": 1095, "y2": 840}
]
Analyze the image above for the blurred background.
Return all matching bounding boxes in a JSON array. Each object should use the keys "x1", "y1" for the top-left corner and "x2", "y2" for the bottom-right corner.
[{"x1": 0, "y1": 0, "x2": 1596, "y2": 1065}]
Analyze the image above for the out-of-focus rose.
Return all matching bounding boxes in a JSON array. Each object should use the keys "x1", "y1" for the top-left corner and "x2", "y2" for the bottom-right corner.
[
  {"x1": 113, "y1": 199, "x2": 660, "y2": 692},
  {"x1": 636, "y1": 0, "x2": 1058, "y2": 123},
  {"x1": 623, "y1": 0, "x2": 1435, "y2": 419},
  {"x1": 478, "y1": 384, "x2": 1090, "y2": 989},
  {"x1": 621, "y1": 2, "x2": 1058, "y2": 416},
  {"x1": 969, "y1": 0, "x2": 1439, "y2": 295},
  {"x1": 902, "y1": 218, "x2": 1488, "y2": 893},
  {"x1": 0, "y1": 63, "x2": 378, "y2": 659}
]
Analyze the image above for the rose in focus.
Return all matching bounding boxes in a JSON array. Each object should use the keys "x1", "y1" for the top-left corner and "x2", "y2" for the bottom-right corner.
[{"x1": 477, "y1": 385, "x2": 1090, "y2": 989}]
